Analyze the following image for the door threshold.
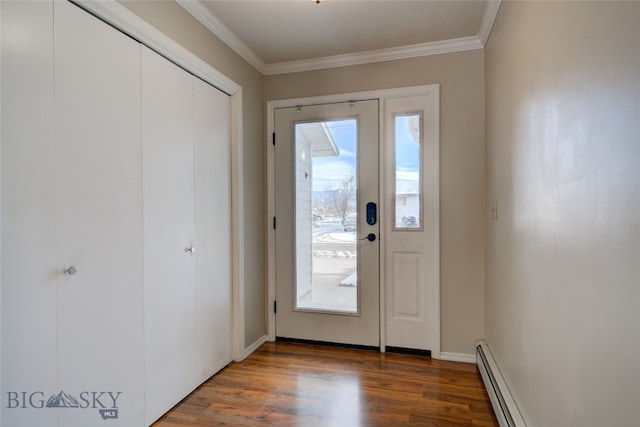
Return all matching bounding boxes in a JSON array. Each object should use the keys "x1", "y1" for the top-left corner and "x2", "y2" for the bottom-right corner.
[
  {"x1": 275, "y1": 336, "x2": 379, "y2": 352},
  {"x1": 385, "y1": 346, "x2": 432, "y2": 357}
]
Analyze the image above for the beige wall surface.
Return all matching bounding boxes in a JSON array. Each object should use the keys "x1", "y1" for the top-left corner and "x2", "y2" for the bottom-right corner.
[
  {"x1": 485, "y1": 2, "x2": 639, "y2": 426},
  {"x1": 119, "y1": 1, "x2": 267, "y2": 348},
  {"x1": 265, "y1": 50, "x2": 487, "y2": 355}
]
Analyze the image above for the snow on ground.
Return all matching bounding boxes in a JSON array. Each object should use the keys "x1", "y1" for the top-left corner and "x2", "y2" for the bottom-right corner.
[
  {"x1": 339, "y1": 271, "x2": 357, "y2": 287},
  {"x1": 313, "y1": 250, "x2": 356, "y2": 258},
  {"x1": 313, "y1": 231, "x2": 357, "y2": 257},
  {"x1": 314, "y1": 232, "x2": 357, "y2": 244}
]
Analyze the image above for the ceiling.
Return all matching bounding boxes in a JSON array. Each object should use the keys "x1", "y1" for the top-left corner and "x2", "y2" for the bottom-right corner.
[{"x1": 177, "y1": 0, "x2": 501, "y2": 75}]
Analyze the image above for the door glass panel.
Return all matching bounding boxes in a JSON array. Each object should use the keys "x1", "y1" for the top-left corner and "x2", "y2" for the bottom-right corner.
[
  {"x1": 394, "y1": 113, "x2": 422, "y2": 230},
  {"x1": 295, "y1": 119, "x2": 358, "y2": 313}
]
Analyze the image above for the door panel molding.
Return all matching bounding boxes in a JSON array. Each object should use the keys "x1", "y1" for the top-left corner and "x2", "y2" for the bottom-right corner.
[{"x1": 391, "y1": 251, "x2": 424, "y2": 319}]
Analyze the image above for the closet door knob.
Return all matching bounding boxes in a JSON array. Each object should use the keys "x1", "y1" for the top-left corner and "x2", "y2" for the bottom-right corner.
[
  {"x1": 185, "y1": 246, "x2": 195, "y2": 254},
  {"x1": 64, "y1": 266, "x2": 77, "y2": 275}
]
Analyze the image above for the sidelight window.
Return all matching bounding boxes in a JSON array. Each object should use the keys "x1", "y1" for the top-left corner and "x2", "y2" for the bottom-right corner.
[{"x1": 393, "y1": 113, "x2": 423, "y2": 230}]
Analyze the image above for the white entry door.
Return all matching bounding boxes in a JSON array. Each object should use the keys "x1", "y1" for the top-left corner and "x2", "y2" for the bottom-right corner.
[{"x1": 274, "y1": 100, "x2": 380, "y2": 347}]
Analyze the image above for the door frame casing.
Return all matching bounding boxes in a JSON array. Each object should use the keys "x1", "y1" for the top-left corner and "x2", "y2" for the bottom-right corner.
[{"x1": 266, "y1": 85, "x2": 440, "y2": 357}]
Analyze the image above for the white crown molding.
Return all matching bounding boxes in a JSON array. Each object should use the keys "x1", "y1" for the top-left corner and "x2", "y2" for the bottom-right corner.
[
  {"x1": 178, "y1": 0, "x2": 500, "y2": 76},
  {"x1": 478, "y1": 0, "x2": 502, "y2": 46},
  {"x1": 264, "y1": 35, "x2": 483, "y2": 75},
  {"x1": 176, "y1": 0, "x2": 267, "y2": 74}
]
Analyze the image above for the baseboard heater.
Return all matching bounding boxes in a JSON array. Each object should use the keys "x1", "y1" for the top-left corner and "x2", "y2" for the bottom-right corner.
[{"x1": 476, "y1": 341, "x2": 526, "y2": 427}]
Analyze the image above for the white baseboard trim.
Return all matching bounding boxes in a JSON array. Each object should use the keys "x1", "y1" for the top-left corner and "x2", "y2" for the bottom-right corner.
[
  {"x1": 237, "y1": 334, "x2": 267, "y2": 362},
  {"x1": 439, "y1": 352, "x2": 476, "y2": 364}
]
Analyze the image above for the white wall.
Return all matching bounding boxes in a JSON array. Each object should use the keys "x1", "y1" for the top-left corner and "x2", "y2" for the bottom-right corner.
[{"x1": 485, "y1": 2, "x2": 640, "y2": 426}]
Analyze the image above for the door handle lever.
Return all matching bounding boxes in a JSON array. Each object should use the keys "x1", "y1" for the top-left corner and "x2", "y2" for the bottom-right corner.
[{"x1": 360, "y1": 233, "x2": 376, "y2": 242}]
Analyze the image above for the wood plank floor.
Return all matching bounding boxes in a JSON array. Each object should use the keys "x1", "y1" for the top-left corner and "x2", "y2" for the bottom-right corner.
[{"x1": 153, "y1": 341, "x2": 499, "y2": 426}]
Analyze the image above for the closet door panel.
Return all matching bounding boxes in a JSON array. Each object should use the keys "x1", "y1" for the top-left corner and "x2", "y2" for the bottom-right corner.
[
  {"x1": 142, "y1": 46, "x2": 196, "y2": 424},
  {"x1": 0, "y1": 2, "x2": 57, "y2": 426},
  {"x1": 193, "y1": 78, "x2": 232, "y2": 382},
  {"x1": 54, "y1": 2, "x2": 144, "y2": 426}
]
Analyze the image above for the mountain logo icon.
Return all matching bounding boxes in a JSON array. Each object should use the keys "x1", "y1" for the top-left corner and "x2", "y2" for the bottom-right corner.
[{"x1": 45, "y1": 391, "x2": 80, "y2": 408}]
